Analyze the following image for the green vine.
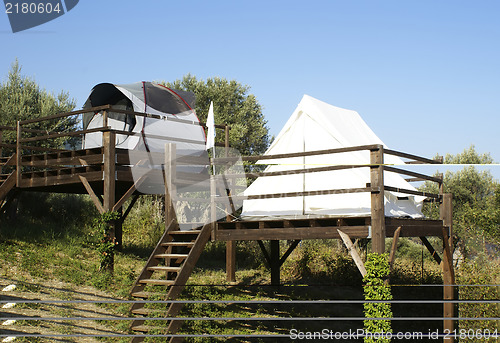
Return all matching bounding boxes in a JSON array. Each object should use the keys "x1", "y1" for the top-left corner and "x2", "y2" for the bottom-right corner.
[
  {"x1": 88, "y1": 211, "x2": 120, "y2": 272},
  {"x1": 363, "y1": 253, "x2": 393, "y2": 342}
]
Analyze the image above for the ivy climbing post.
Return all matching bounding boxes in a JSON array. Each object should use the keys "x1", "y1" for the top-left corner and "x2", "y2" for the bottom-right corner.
[
  {"x1": 363, "y1": 253, "x2": 393, "y2": 342},
  {"x1": 89, "y1": 211, "x2": 120, "y2": 273}
]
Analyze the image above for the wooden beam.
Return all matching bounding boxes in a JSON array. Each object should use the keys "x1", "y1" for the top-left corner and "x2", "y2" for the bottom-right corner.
[
  {"x1": 79, "y1": 175, "x2": 104, "y2": 214},
  {"x1": 235, "y1": 187, "x2": 372, "y2": 201},
  {"x1": 279, "y1": 240, "x2": 301, "y2": 266},
  {"x1": 19, "y1": 105, "x2": 111, "y2": 125},
  {"x1": 338, "y1": 229, "x2": 367, "y2": 277},
  {"x1": 383, "y1": 148, "x2": 441, "y2": 165},
  {"x1": 370, "y1": 145, "x2": 385, "y2": 254},
  {"x1": 121, "y1": 194, "x2": 139, "y2": 224},
  {"x1": 237, "y1": 144, "x2": 380, "y2": 162},
  {"x1": 243, "y1": 164, "x2": 369, "y2": 179},
  {"x1": 388, "y1": 226, "x2": 401, "y2": 270},
  {"x1": 384, "y1": 166, "x2": 443, "y2": 184},
  {"x1": 384, "y1": 186, "x2": 440, "y2": 199},
  {"x1": 19, "y1": 127, "x2": 109, "y2": 144},
  {"x1": 111, "y1": 175, "x2": 146, "y2": 212},
  {"x1": 216, "y1": 225, "x2": 369, "y2": 241},
  {"x1": 420, "y1": 236, "x2": 442, "y2": 265},
  {"x1": 257, "y1": 240, "x2": 272, "y2": 266}
]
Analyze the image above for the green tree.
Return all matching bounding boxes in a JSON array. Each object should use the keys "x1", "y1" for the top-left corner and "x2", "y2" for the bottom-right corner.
[
  {"x1": 420, "y1": 146, "x2": 499, "y2": 253},
  {"x1": 163, "y1": 74, "x2": 270, "y2": 157},
  {"x1": 0, "y1": 60, "x2": 77, "y2": 148}
]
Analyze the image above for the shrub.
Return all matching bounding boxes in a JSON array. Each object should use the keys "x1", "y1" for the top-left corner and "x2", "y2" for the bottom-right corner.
[{"x1": 363, "y1": 253, "x2": 392, "y2": 343}]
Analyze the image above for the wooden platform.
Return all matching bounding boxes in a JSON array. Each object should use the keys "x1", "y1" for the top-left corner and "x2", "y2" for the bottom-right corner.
[
  {"x1": 16, "y1": 147, "x2": 159, "y2": 195},
  {"x1": 215, "y1": 217, "x2": 445, "y2": 241}
]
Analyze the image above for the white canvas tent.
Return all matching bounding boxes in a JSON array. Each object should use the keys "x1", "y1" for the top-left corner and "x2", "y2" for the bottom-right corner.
[
  {"x1": 82, "y1": 82, "x2": 206, "y2": 152},
  {"x1": 242, "y1": 95, "x2": 424, "y2": 219}
]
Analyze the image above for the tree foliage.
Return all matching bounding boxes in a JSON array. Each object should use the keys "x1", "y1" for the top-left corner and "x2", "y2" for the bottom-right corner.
[
  {"x1": 163, "y1": 74, "x2": 270, "y2": 157},
  {"x1": 0, "y1": 60, "x2": 77, "y2": 148},
  {"x1": 420, "y1": 146, "x2": 499, "y2": 251}
]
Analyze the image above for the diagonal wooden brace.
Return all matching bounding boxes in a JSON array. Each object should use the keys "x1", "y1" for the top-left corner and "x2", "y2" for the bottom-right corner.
[{"x1": 338, "y1": 229, "x2": 367, "y2": 277}]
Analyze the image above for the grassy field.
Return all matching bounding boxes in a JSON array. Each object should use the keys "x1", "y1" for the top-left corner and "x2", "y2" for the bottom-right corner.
[{"x1": 1, "y1": 194, "x2": 499, "y2": 342}]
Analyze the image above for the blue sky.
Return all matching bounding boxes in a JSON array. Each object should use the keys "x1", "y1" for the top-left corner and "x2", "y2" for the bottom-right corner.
[{"x1": 1, "y1": 1, "x2": 499, "y2": 179}]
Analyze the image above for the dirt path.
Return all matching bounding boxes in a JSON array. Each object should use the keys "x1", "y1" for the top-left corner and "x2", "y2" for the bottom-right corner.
[{"x1": 0, "y1": 277, "x2": 128, "y2": 343}]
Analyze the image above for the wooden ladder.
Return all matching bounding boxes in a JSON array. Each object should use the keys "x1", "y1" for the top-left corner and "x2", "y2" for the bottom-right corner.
[{"x1": 129, "y1": 219, "x2": 212, "y2": 343}]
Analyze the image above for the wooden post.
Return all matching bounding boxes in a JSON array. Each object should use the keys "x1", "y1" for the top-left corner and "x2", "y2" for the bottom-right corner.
[
  {"x1": 102, "y1": 110, "x2": 108, "y2": 128},
  {"x1": 103, "y1": 130, "x2": 116, "y2": 211},
  {"x1": 224, "y1": 125, "x2": 236, "y2": 283},
  {"x1": 165, "y1": 143, "x2": 177, "y2": 227},
  {"x1": 270, "y1": 240, "x2": 280, "y2": 286},
  {"x1": 102, "y1": 130, "x2": 116, "y2": 272},
  {"x1": 370, "y1": 145, "x2": 385, "y2": 254},
  {"x1": 440, "y1": 193, "x2": 455, "y2": 342},
  {"x1": 16, "y1": 121, "x2": 21, "y2": 187}
]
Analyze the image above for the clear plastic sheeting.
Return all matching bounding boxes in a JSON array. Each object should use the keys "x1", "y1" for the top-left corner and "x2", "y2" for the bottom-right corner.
[{"x1": 130, "y1": 146, "x2": 246, "y2": 229}]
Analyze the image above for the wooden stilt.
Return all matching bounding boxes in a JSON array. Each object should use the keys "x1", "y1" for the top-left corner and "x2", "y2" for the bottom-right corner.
[
  {"x1": 370, "y1": 145, "x2": 385, "y2": 254},
  {"x1": 103, "y1": 131, "x2": 116, "y2": 212},
  {"x1": 440, "y1": 193, "x2": 455, "y2": 342},
  {"x1": 226, "y1": 241, "x2": 236, "y2": 282},
  {"x1": 270, "y1": 240, "x2": 280, "y2": 286},
  {"x1": 102, "y1": 130, "x2": 116, "y2": 272}
]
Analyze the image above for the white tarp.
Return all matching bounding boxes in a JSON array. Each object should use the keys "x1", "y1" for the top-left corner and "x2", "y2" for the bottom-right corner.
[{"x1": 242, "y1": 95, "x2": 424, "y2": 219}]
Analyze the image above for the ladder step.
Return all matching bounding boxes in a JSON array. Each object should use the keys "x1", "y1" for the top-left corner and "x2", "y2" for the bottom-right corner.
[
  {"x1": 139, "y1": 279, "x2": 176, "y2": 286},
  {"x1": 169, "y1": 230, "x2": 201, "y2": 235},
  {"x1": 131, "y1": 325, "x2": 176, "y2": 332},
  {"x1": 131, "y1": 308, "x2": 169, "y2": 315},
  {"x1": 154, "y1": 254, "x2": 188, "y2": 259},
  {"x1": 147, "y1": 266, "x2": 182, "y2": 272},
  {"x1": 161, "y1": 242, "x2": 195, "y2": 247},
  {"x1": 130, "y1": 292, "x2": 167, "y2": 299},
  {"x1": 130, "y1": 325, "x2": 157, "y2": 333}
]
